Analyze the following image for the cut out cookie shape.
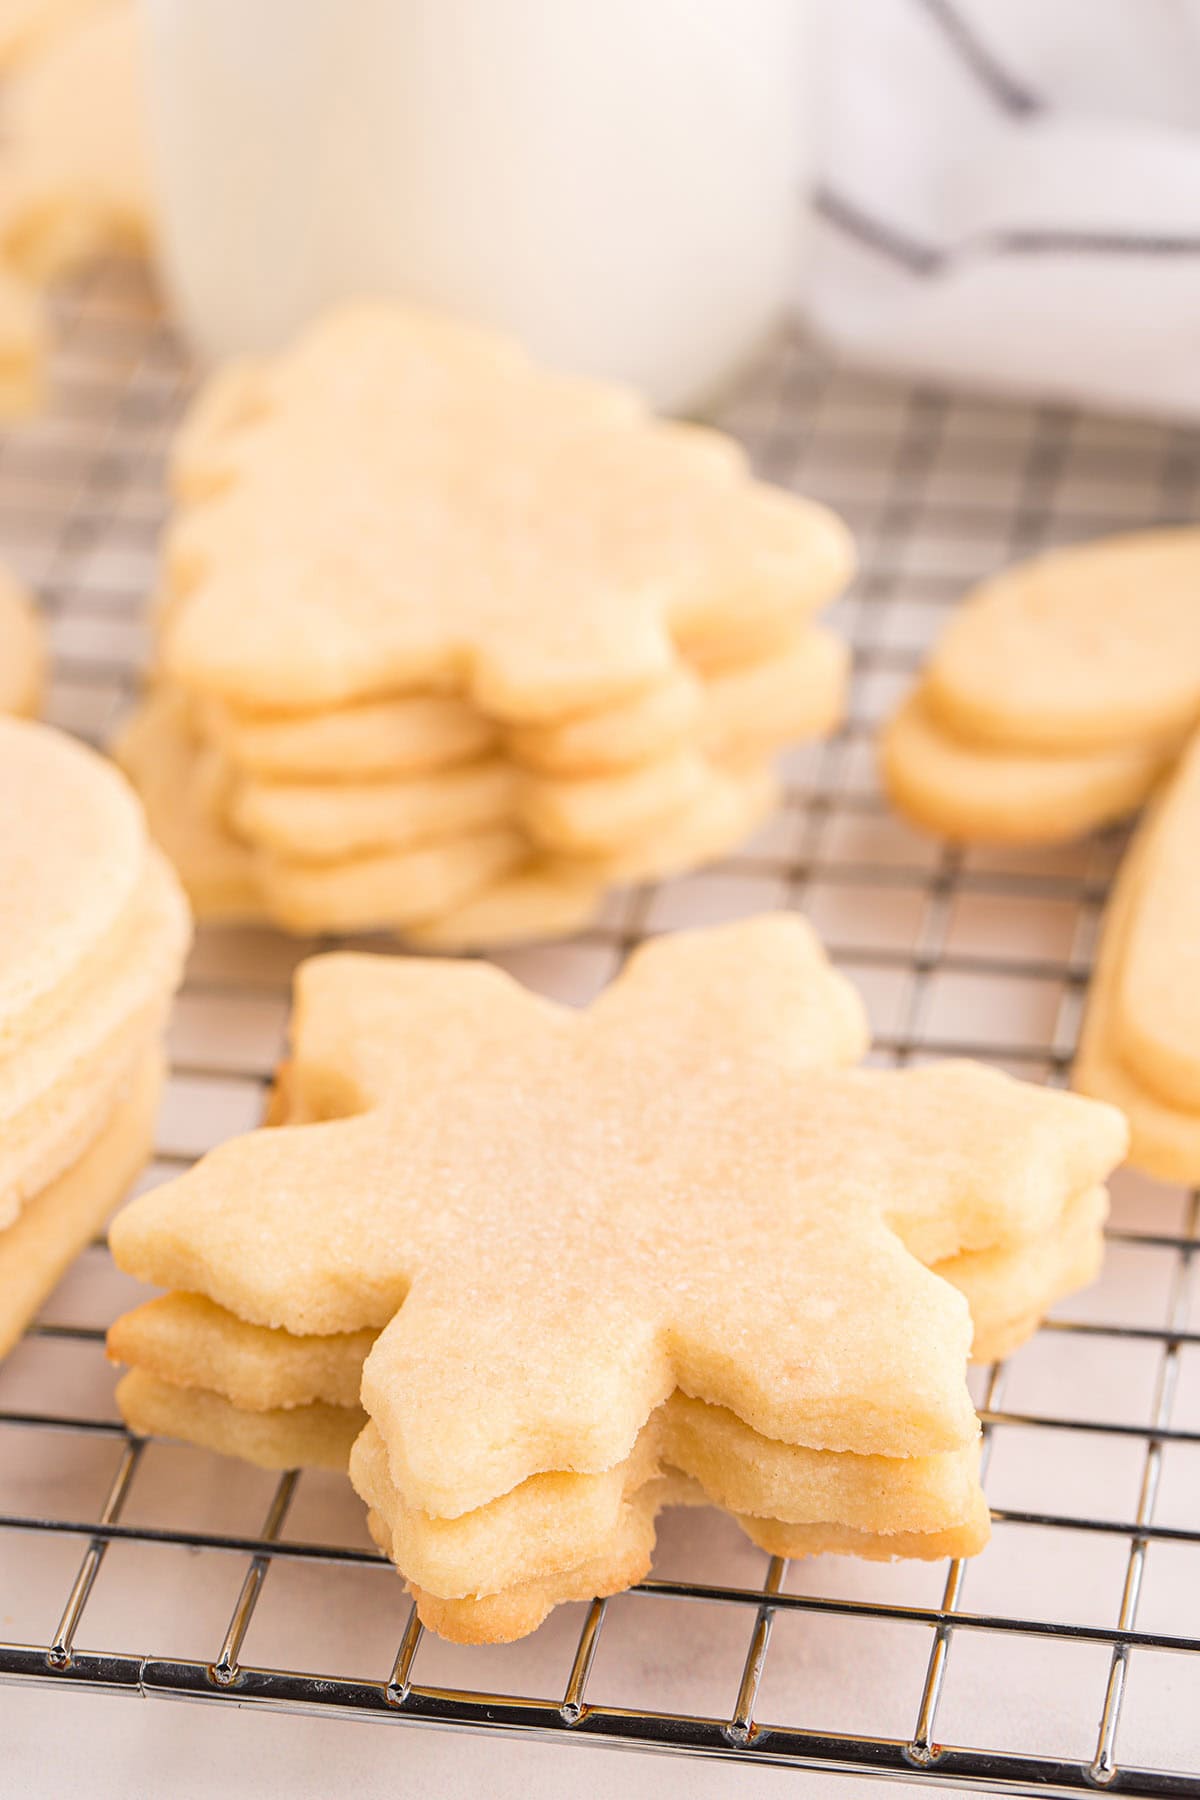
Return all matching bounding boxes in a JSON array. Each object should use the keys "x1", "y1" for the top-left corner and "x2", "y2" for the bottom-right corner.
[
  {"x1": 108, "y1": 914, "x2": 1125, "y2": 1640},
  {"x1": 156, "y1": 305, "x2": 853, "y2": 716},
  {"x1": 1076, "y1": 734, "x2": 1200, "y2": 1184},
  {"x1": 882, "y1": 529, "x2": 1200, "y2": 845},
  {"x1": 923, "y1": 531, "x2": 1200, "y2": 754},
  {"x1": 0, "y1": 714, "x2": 189, "y2": 1357},
  {"x1": 121, "y1": 303, "x2": 853, "y2": 944}
]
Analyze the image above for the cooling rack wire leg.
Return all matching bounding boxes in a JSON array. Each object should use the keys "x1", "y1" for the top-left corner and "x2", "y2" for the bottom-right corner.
[
  {"x1": 725, "y1": 1556, "x2": 789, "y2": 1747},
  {"x1": 907, "y1": 1364, "x2": 1007, "y2": 1766},
  {"x1": 560, "y1": 1597, "x2": 608, "y2": 1724},
  {"x1": 47, "y1": 1435, "x2": 144, "y2": 1670},
  {"x1": 386, "y1": 1604, "x2": 424, "y2": 1706},
  {"x1": 1089, "y1": 1192, "x2": 1200, "y2": 1784},
  {"x1": 211, "y1": 1469, "x2": 298, "y2": 1687}
]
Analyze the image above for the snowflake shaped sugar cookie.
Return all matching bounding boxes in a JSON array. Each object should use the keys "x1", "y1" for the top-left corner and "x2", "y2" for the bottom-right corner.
[{"x1": 111, "y1": 915, "x2": 1126, "y2": 1527}]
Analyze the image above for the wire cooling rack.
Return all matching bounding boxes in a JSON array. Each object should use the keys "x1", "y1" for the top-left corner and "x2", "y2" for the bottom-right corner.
[{"x1": 1, "y1": 261, "x2": 1199, "y2": 1798}]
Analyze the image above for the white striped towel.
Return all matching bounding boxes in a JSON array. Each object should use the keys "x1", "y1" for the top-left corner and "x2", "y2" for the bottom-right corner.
[{"x1": 806, "y1": 0, "x2": 1200, "y2": 418}]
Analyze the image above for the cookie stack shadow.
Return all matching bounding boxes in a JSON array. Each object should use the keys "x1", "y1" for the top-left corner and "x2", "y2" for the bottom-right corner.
[
  {"x1": 0, "y1": 716, "x2": 189, "y2": 1358},
  {"x1": 116, "y1": 304, "x2": 854, "y2": 950}
]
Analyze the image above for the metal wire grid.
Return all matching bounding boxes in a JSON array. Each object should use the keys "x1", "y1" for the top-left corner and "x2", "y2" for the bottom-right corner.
[{"x1": 1, "y1": 261, "x2": 1199, "y2": 1795}]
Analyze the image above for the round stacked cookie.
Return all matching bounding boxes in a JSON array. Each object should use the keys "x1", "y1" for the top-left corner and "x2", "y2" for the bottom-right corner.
[
  {"x1": 0, "y1": 715, "x2": 190, "y2": 1357},
  {"x1": 119, "y1": 304, "x2": 854, "y2": 948},
  {"x1": 881, "y1": 527, "x2": 1200, "y2": 1183},
  {"x1": 881, "y1": 530, "x2": 1200, "y2": 843},
  {"x1": 106, "y1": 917, "x2": 1126, "y2": 1643}
]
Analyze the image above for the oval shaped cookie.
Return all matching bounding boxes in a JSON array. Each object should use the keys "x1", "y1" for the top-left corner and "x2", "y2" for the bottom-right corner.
[
  {"x1": 926, "y1": 530, "x2": 1200, "y2": 753},
  {"x1": 880, "y1": 687, "x2": 1173, "y2": 844}
]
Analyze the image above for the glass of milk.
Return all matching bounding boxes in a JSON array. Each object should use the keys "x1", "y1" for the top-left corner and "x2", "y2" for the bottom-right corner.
[{"x1": 140, "y1": 0, "x2": 808, "y2": 410}]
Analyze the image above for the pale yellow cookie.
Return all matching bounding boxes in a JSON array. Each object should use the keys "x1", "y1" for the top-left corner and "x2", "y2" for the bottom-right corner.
[
  {"x1": 109, "y1": 917, "x2": 1125, "y2": 1531},
  {"x1": 169, "y1": 357, "x2": 271, "y2": 503},
  {"x1": 256, "y1": 830, "x2": 530, "y2": 937},
  {"x1": 0, "y1": 1048, "x2": 159, "y2": 1358},
  {"x1": 227, "y1": 748, "x2": 729, "y2": 864},
  {"x1": 109, "y1": 1297, "x2": 988, "y2": 1575},
  {"x1": 680, "y1": 582, "x2": 855, "y2": 676},
  {"x1": 0, "y1": 715, "x2": 185, "y2": 1049},
  {"x1": 0, "y1": 716, "x2": 188, "y2": 1358},
  {"x1": 881, "y1": 687, "x2": 1174, "y2": 844},
  {"x1": 130, "y1": 304, "x2": 853, "y2": 935},
  {"x1": 0, "y1": 265, "x2": 44, "y2": 416},
  {"x1": 393, "y1": 766, "x2": 779, "y2": 948},
  {"x1": 207, "y1": 690, "x2": 499, "y2": 782},
  {"x1": 352, "y1": 1410, "x2": 983, "y2": 1604},
  {"x1": 574, "y1": 763, "x2": 776, "y2": 884},
  {"x1": 117, "y1": 688, "x2": 528, "y2": 934},
  {"x1": 113, "y1": 687, "x2": 262, "y2": 920},
  {"x1": 394, "y1": 1473, "x2": 989, "y2": 1646},
  {"x1": 0, "y1": 0, "x2": 101, "y2": 70},
  {"x1": 732, "y1": 1490, "x2": 992, "y2": 1564},
  {"x1": 925, "y1": 530, "x2": 1200, "y2": 754},
  {"x1": 0, "y1": 0, "x2": 149, "y2": 281},
  {"x1": 515, "y1": 748, "x2": 709, "y2": 856},
  {"x1": 392, "y1": 1479, "x2": 669, "y2": 1647},
  {"x1": 0, "y1": 568, "x2": 44, "y2": 714},
  {"x1": 116, "y1": 1367, "x2": 363, "y2": 1474},
  {"x1": 107, "y1": 1291, "x2": 375, "y2": 1412},
  {"x1": 506, "y1": 626, "x2": 846, "y2": 778},
  {"x1": 505, "y1": 669, "x2": 705, "y2": 778},
  {"x1": 158, "y1": 303, "x2": 853, "y2": 719},
  {"x1": 1075, "y1": 762, "x2": 1200, "y2": 1185},
  {"x1": 1109, "y1": 732, "x2": 1200, "y2": 1112},
  {"x1": 940, "y1": 1186, "x2": 1108, "y2": 1363},
  {"x1": 0, "y1": 853, "x2": 183, "y2": 1221},
  {"x1": 702, "y1": 624, "x2": 849, "y2": 759},
  {"x1": 227, "y1": 758, "x2": 520, "y2": 863},
  {"x1": 400, "y1": 863, "x2": 601, "y2": 953},
  {"x1": 120, "y1": 682, "x2": 781, "y2": 946},
  {"x1": 106, "y1": 1186, "x2": 1108, "y2": 1438}
]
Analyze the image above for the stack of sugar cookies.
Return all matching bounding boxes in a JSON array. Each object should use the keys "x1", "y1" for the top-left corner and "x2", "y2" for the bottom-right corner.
[
  {"x1": 117, "y1": 304, "x2": 854, "y2": 949},
  {"x1": 881, "y1": 527, "x2": 1200, "y2": 1184},
  {"x1": 1076, "y1": 732, "x2": 1200, "y2": 1185},
  {"x1": 0, "y1": 714, "x2": 189, "y2": 1359},
  {"x1": 107, "y1": 916, "x2": 1126, "y2": 1643},
  {"x1": 881, "y1": 531, "x2": 1200, "y2": 844},
  {"x1": 0, "y1": 566, "x2": 44, "y2": 715}
]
